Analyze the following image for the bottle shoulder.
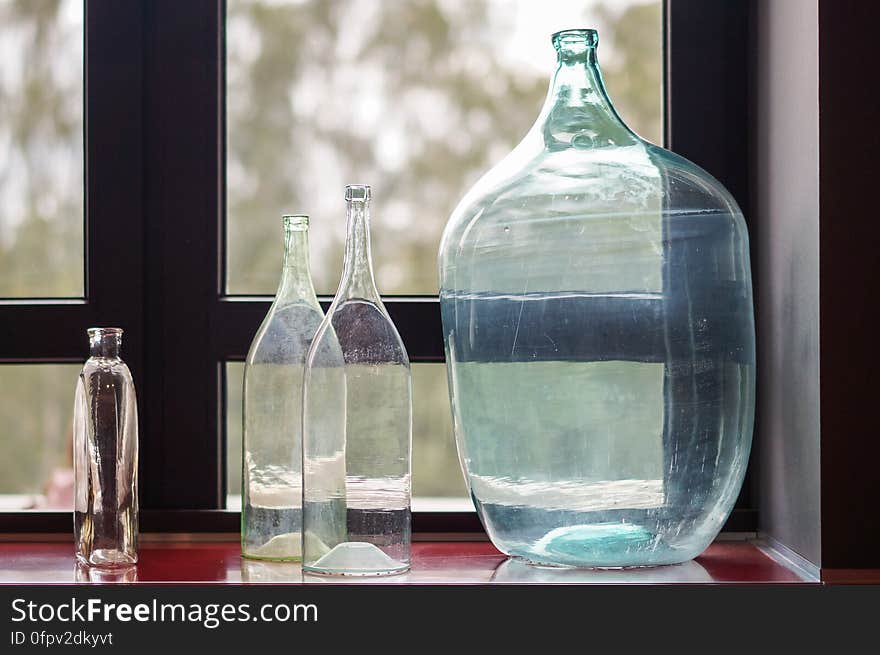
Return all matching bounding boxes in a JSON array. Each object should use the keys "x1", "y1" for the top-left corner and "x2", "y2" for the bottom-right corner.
[
  {"x1": 441, "y1": 141, "x2": 744, "y2": 250},
  {"x1": 307, "y1": 297, "x2": 409, "y2": 368},
  {"x1": 81, "y1": 357, "x2": 133, "y2": 381},
  {"x1": 78, "y1": 359, "x2": 137, "y2": 407},
  {"x1": 246, "y1": 300, "x2": 325, "y2": 366}
]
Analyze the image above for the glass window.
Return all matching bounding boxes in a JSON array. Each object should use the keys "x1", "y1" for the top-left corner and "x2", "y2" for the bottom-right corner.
[
  {"x1": 226, "y1": 361, "x2": 244, "y2": 508},
  {"x1": 0, "y1": 0, "x2": 84, "y2": 297},
  {"x1": 225, "y1": 0, "x2": 662, "y2": 296},
  {"x1": 0, "y1": 364, "x2": 80, "y2": 510},
  {"x1": 226, "y1": 361, "x2": 467, "y2": 509}
]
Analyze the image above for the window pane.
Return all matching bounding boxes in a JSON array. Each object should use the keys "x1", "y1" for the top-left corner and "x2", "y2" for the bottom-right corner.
[
  {"x1": 0, "y1": 0, "x2": 84, "y2": 297},
  {"x1": 0, "y1": 364, "x2": 80, "y2": 509},
  {"x1": 226, "y1": 361, "x2": 244, "y2": 509},
  {"x1": 225, "y1": 0, "x2": 662, "y2": 296},
  {"x1": 411, "y1": 363, "x2": 467, "y2": 501},
  {"x1": 225, "y1": 361, "x2": 468, "y2": 509}
]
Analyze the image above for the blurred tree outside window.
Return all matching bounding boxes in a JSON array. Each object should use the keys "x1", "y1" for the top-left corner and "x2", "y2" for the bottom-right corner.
[
  {"x1": 226, "y1": 0, "x2": 663, "y2": 296},
  {"x1": 0, "y1": 0, "x2": 83, "y2": 298}
]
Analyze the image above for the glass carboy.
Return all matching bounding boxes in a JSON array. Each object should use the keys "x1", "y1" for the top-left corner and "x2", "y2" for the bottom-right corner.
[
  {"x1": 74, "y1": 327, "x2": 139, "y2": 567},
  {"x1": 438, "y1": 29, "x2": 755, "y2": 567},
  {"x1": 302, "y1": 185, "x2": 412, "y2": 576},
  {"x1": 242, "y1": 215, "x2": 323, "y2": 561}
]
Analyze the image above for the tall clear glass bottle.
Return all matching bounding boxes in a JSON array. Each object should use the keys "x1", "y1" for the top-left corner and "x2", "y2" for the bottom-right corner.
[
  {"x1": 74, "y1": 327, "x2": 138, "y2": 567},
  {"x1": 439, "y1": 29, "x2": 755, "y2": 567},
  {"x1": 242, "y1": 215, "x2": 323, "y2": 561},
  {"x1": 302, "y1": 185, "x2": 412, "y2": 576}
]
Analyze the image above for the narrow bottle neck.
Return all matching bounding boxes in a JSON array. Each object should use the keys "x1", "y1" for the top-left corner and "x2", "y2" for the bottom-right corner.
[
  {"x1": 276, "y1": 225, "x2": 317, "y2": 302},
  {"x1": 540, "y1": 44, "x2": 638, "y2": 149},
  {"x1": 89, "y1": 333, "x2": 121, "y2": 359},
  {"x1": 337, "y1": 199, "x2": 379, "y2": 301}
]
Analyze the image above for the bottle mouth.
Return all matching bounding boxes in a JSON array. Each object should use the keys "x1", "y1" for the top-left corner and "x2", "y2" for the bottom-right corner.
[
  {"x1": 552, "y1": 28, "x2": 598, "y2": 51},
  {"x1": 345, "y1": 184, "x2": 371, "y2": 202},
  {"x1": 283, "y1": 214, "x2": 309, "y2": 230},
  {"x1": 87, "y1": 327, "x2": 123, "y2": 338}
]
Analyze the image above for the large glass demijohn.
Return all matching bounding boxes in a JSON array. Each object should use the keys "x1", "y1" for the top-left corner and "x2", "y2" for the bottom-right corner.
[{"x1": 438, "y1": 29, "x2": 755, "y2": 567}]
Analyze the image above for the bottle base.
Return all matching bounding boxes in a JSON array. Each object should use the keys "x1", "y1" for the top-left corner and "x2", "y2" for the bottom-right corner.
[
  {"x1": 77, "y1": 549, "x2": 138, "y2": 569},
  {"x1": 510, "y1": 554, "x2": 679, "y2": 571},
  {"x1": 498, "y1": 522, "x2": 700, "y2": 569},
  {"x1": 303, "y1": 541, "x2": 410, "y2": 577},
  {"x1": 241, "y1": 529, "x2": 303, "y2": 561}
]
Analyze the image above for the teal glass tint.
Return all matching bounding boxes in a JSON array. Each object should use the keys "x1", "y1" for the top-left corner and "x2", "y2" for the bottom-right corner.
[
  {"x1": 438, "y1": 30, "x2": 755, "y2": 567},
  {"x1": 302, "y1": 186, "x2": 412, "y2": 576},
  {"x1": 242, "y1": 216, "x2": 323, "y2": 561}
]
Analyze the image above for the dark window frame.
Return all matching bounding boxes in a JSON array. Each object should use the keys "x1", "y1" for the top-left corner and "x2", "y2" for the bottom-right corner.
[{"x1": 0, "y1": 0, "x2": 755, "y2": 534}]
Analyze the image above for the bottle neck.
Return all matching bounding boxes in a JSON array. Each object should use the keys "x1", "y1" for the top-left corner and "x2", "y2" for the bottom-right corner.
[
  {"x1": 539, "y1": 41, "x2": 638, "y2": 150},
  {"x1": 89, "y1": 331, "x2": 121, "y2": 359},
  {"x1": 276, "y1": 224, "x2": 317, "y2": 302},
  {"x1": 337, "y1": 198, "x2": 379, "y2": 301}
]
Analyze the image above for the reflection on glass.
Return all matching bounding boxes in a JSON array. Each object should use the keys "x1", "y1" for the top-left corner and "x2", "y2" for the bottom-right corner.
[
  {"x1": 240, "y1": 558, "x2": 302, "y2": 583},
  {"x1": 490, "y1": 557, "x2": 713, "y2": 583},
  {"x1": 0, "y1": 364, "x2": 81, "y2": 510},
  {"x1": 225, "y1": 0, "x2": 662, "y2": 295},
  {"x1": 75, "y1": 562, "x2": 138, "y2": 584},
  {"x1": 302, "y1": 570, "x2": 412, "y2": 585},
  {"x1": 0, "y1": 0, "x2": 84, "y2": 297},
  {"x1": 226, "y1": 362, "x2": 468, "y2": 509}
]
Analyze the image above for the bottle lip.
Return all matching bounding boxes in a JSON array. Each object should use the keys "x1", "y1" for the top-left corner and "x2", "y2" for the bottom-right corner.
[
  {"x1": 87, "y1": 327, "x2": 123, "y2": 338},
  {"x1": 283, "y1": 214, "x2": 309, "y2": 229},
  {"x1": 345, "y1": 184, "x2": 371, "y2": 202},
  {"x1": 552, "y1": 28, "x2": 598, "y2": 50}
]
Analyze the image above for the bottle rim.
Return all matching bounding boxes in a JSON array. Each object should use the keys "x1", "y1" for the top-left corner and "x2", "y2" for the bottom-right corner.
[
  {"x1": 345, "y1": 184, "x2": 371, "y2": 201},
  {"x1": 551, "y1": 29, "x2": 598, "y2": 49},
  {"x1": 282, "y1": 214, "x2": 309, "y2": 229},
  {"x1": 87, "y1": 327, "x2": 123, "y2": 337}
]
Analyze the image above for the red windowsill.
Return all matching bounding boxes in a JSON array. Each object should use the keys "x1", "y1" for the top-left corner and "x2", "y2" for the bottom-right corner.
[{"x1": 0, "y1": 540, "x2": 814, "y2": 584}]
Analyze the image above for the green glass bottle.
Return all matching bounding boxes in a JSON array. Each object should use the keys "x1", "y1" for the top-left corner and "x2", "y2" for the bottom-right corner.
[{"x1": 242, "y1": 215, "x2": 323, "y2": 561}]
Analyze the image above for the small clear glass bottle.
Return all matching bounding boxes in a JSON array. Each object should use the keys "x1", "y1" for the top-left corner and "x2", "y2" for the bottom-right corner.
[
  {"x1": 242, "y1": 215, "x2": 323, "y2": 561},
  {"x1": 302, "y1": 185, "x2": 412, "y2": 576},
  {"x1": 74, "y1": 327, "x2": 138, "y2": 567}
]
